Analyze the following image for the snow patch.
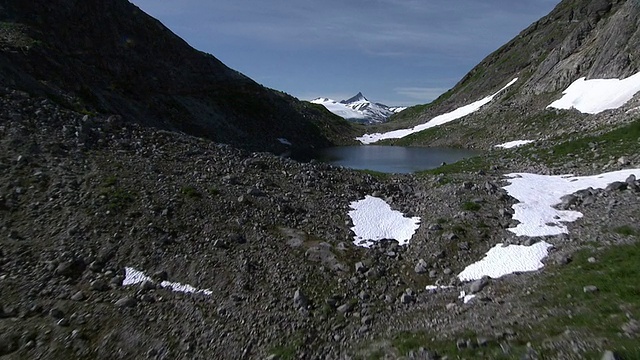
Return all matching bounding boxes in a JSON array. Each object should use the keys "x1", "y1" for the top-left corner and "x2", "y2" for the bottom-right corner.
[
  {"x1": 503, "y1": 169, "x2": 640, "y2": 237},
  {"x1": 277, "y1": 138, "x2": 292, "y2": 146},
  {"x1": 548, "y1": 72, "x2": 640, "y2": 114},
  {"x1": 495, "y1": 140, "x2": 534, "y2": 149},
  {"x1": 458, "y1": 242, "x2": 553, "y2": 282},
  {"x1": 348, "y1": 195, "x2": 420, "y2": 248},
  {"x1": 459, "y1": 291, "x2": 476, "y2": 304},
  {"x1": 124, "y1": 267, "x2": 212, "y2": 296},
  {"x1": 356, "y1": 78, "x2": 518, "y2": 144}
]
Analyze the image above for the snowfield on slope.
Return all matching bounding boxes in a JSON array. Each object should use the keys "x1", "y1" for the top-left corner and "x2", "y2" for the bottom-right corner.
[
  {"x1": 495, "y1": 140, "x2": 534, "y2": 149},
  {"x1": 311, "y1": 98, "x2": 367, "y2": 119},
  {"x1": 548, "y1": 71, "x2": 640, "y2": 114},
  {"x1": 356, "y1": 78, "x2": 518, "y2": 144},
  {"x1": 348, "y1": 195, "x2": 420, "y2": 248},
  {"x1": 503, "y1": 169, "x2": 640, "y2": 237},
  {"x1": 124, "y1": 267, "x2": 213, "y2": 296},
  {"x1": 458, "y1": 242, "x2": 554, "y2": 282},
  {"x1": 456, "y1": 169, "x2": 639, "y2": 283}
]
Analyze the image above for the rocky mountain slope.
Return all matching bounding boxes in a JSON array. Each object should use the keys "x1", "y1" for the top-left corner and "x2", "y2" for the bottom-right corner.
[
  {"x1": 0, "y1": 0, "x2": 355, "y2": 152},
  {"x1": 311, "y1": 92, "x2": 405, "y2": 124},
  {"x1": 1, "y1": 0, "x2": 640, "y2": 359},
  {"x1": 372, "y1": 0, "x2": 640, "y2": 148}
]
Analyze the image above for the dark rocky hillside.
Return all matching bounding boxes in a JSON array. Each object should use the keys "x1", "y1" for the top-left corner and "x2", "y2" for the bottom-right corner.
[
  {"x1": 377, "y1": 0, "x2": 640, "y2": 148},
  {"x1": 0, "y1": 0, "x2": 355, "y2": 152}
]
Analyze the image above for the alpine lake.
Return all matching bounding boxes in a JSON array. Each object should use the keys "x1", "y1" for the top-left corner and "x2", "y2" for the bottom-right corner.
[{"x1": 313, "y1": 145, "x2": 480, "y2": 174}]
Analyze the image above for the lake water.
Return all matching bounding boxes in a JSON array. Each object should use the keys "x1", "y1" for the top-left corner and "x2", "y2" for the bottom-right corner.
[{"x1": 317, "y1": 145, "x2": 479, "y2": 174}]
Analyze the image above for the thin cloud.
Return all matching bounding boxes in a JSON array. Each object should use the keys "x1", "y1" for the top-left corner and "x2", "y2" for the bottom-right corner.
[{"x1": 395, "y1": 87, "x2": 450, "y2": 102}]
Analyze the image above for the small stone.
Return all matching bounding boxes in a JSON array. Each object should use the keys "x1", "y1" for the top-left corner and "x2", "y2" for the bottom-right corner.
[
  {"x1": 443, "y1": 268, "x2": 453, "y2": 275},
  {"x1": 71, "y1": 291, "x2": 86, "y2": 301},
  {"x1": 355, "y1": 262, "x2": 367, "y2": 273},
  {"x1": 583, "y1": 285, "x2": 599, "y2": 293},
  {"x1": 115, "y1": 297, "x2": 137, "y2": 308},
  {"x1": 622, "y1": 319, "x2": 639, "y2": 336},
  {"x1": 456, "y1": 338, "x2": 467, "y2": 350},
  {"x1": 337, "y1": 303, "x2": 352, "y2": 314},
  {"x1": 89, "y1": 261, "x2": 103, "y2": 272},
  {"x1": 477, "y1": 337, "x2": 489, "y2": 347},
  {"x1": 606, "y1": 182, "x2": 627, "y2": 192},
  {"x1": 90, "y1": 279, "x2": 109, "y2": 291},
  {"x1": 414, "y1": 259, "x2": 429, "y2": 274},
  {"x1": 429, "y1": 270, "x2": 438, "y2": 278},
  {"x1": 626, "y1": 174, "x2": 637, "y2": 184},
  {"x1": 601, "y1": 350, "x2": 621, "y2": 360},
  {"x1": 56, "y1": 318, "x2": 70, "y2": 327},
  {"x1": 400, "y1": 293, "x2": 415, "y2": 304},
  {"x1": 470, "y1": 277, "x2": 489, "y2": 294},
  {"x1": 293, "y1": 289, "x2": 308, "y2": 309},
  {"x1": 617, "y1": 156, "x2": 630, "y2": 166},
  {"x1": 140, "y1": 280, "x2": 156, "y2": 291},
  {"x1": 361, "y1": 315, "x2": 373, "y2": 325},
  {"x1": 152, "y1": 270, "x2": 168, "y2": 281},
  {"x1": 49, "y1": 308, "x2": 64, "y2": 319},
  {"x1": 587, "y1": 257, "x2": 597, "y2": 264}
]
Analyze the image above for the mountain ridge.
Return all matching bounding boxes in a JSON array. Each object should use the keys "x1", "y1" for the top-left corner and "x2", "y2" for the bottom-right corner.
[
  {"x1": 312, "y1": 92, "x2": 406, "y2": 124},
  {"x1": 0, "y1": 0, "x2": 356, "y2": 152},
  {"x1": 372, "y1": 0, "x2": 640, "y2": 148}
]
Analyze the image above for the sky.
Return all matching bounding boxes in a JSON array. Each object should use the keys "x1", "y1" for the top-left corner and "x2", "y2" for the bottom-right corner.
[{"x1": 129, "y1": 0, "x2": 560, "y2": 106}]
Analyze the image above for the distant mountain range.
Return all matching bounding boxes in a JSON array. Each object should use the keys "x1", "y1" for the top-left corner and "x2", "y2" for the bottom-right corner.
[{"x1": 311, "y1": 92, "x2": 406, "y2": 124}]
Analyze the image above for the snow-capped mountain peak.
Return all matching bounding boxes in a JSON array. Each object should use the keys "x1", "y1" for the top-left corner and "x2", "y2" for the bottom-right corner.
[
  {"x1": 341, "y1": 92, "x2": 368, "y2": 104},
  {"x1": 311, "y1": 92, "x2": 405, "y2": 124}
]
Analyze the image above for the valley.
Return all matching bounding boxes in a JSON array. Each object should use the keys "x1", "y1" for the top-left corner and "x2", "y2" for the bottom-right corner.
[{"x1": 1, "y1": 0, "x2": 640, "y2": 359}]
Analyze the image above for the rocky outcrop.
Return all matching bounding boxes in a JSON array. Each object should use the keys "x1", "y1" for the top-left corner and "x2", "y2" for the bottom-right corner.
[{"x1": 384, "y1": 0, "x2": 640, "y2": 148}]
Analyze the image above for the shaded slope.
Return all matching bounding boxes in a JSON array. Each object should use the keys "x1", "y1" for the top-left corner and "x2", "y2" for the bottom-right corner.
[{"x1": 0, "y1": 0, "x2": 355, "y2": 151}]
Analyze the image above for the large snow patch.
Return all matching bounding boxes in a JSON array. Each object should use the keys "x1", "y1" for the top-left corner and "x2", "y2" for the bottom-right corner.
[
  {"x1": 348, "y1": 195, "x2": 420, "y2": 248},
  {"x1": 356, "y1": 78, "x2": 518, "y2": 144},
  {"x1": 503, "y1": 169, "x2": 640, "y2": 237},
  {"x1": 548, "y1": 72, "x2": 640, "y2": 114},
  {"x1": 458, "y1": 242, "x2": 553, "y2": 281}
]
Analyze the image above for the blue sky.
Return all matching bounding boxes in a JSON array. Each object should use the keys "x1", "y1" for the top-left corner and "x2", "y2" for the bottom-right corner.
[{"x1": 130, "y1": 0, "x2": 560, "y2": 106}]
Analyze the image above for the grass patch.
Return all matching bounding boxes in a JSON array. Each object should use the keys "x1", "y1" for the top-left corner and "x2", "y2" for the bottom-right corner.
[
  {"x1": 529, "y1": 241, "x2": 640, "y2": 357},
  {"x1": 98, "y1": 175, "x2": 135, "y2": 211},
  {"x1": 613, "y1": 225, "x2": 639, "y2": 237},
  {"x1": 180, "y1": 185, "x2": 202, "y2": 199},
  {"x1": 355, "y1": 169, "x2": 391, "y2": 180},
  {"x1": 419, "y1": 155, "x2": 487, "y2": 176},
  {"x1": 462, "y1": 201, "x2": 482, "y2": 211},
  {"x1": 532, "y1": 117, "x2": 640, "y2": 166}
]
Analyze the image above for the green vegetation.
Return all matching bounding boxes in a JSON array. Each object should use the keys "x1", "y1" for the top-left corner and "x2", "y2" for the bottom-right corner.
[
  {"x1": 99, "y1": 176, "x2": 135, "y2": 211},
  {"x1": 462, "y1": 201, "x2": 482, "y2": 211},
  {"x1": 613, "y1": 225, "x2": 639, "y2": 237},
  {"x1": 355, "y1": 169, "x2": 391, "y2": 180},
  {"x1": 419, "y1": 155, "x2": 488, "y2": 176},
  {"x1": 180, "y1": 185, "x2": 203, "y2": 199},
  {"x1": 529, "y1": 241, "x2": 640, "y2": 358},
  {"x1": 532, "y1": 117, "x2": 640, "y2": 166}
]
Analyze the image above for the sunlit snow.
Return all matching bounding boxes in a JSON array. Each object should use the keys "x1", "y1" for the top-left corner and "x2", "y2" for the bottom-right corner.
[
  {"x1": 311, "y1": 98, "x2": 367, "y2": 119},
  {"x1": 458, "y1": 242, "x2": 553, "y2": 281},
  {"x1": 548, "y1": 72, "x2": 640, "y2": 114},
  {"x1": 459, "y1": 290, "x2": 476, "y2": 304},
  {"x1": 503, "y1": 169, "x2": 640, "y2": 237},
  {"x1": 348, "y1": 195, "x2": 420, "y2": 248},
  {"x1": 356, "y1": 78, "x2": 518, "y2": 144},
  {"x1": 495, "y1": 140, "x2": 534, "y2": 149},
  {"x1": 124, "y1": 267, "x2": 213, "y2": 296}
]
